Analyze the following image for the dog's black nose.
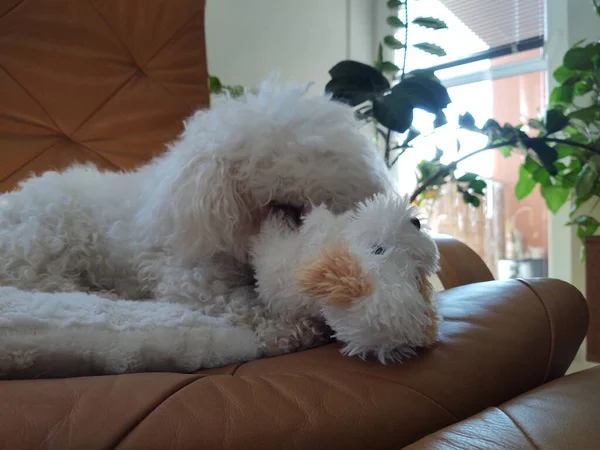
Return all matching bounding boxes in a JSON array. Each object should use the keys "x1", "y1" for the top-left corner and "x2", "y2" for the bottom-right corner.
[{"x1": 410, "y1": 217, "x2": 421, "y2": 229}]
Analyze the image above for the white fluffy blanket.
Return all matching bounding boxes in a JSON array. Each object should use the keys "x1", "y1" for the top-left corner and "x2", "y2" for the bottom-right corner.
[{"x1": 0, "y1": 287, "x2": 262, "y2": 378}]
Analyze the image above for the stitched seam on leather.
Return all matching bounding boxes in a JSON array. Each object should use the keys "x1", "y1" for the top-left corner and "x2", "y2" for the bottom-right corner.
[
  {"x1": 75, "y1": 143, "x2": 121, "y2": 170},
  {"x1": 0, "y1": 0, "x2": 27, "y2": 21},
  {"x1": 345, "y1": 371, "x2": 459, "y2": 422},
  {"x1": 497, "y1": 407, "x2": 540, "y2": 450},
  {"x1": 0, "y1": 63, "x2": 64, "y2": 134},
  {"x1": 229, "y1": 363, "x2": 245, "y2": 375},
  {"x1": 517, "y1": 279, "x2": 555, "y2": 385},
  {"x1": 0, "y1": 140, "x2": 62, "y2": 185},
  {"x1": 88, "y1": 0, "x2": 137, "y2": 63},
  {"x1": 142, "y1": 72, "x2": 192, "y2": 110},
  {"x1": 70, "y1": 70, "x2": 138, "y2": 138},
  {"x1": 143, "y1": 9, "x2": 203, "y2": 68},
  {"x1": 111, "y1": 375, "x2": 204, "y2": 449}
]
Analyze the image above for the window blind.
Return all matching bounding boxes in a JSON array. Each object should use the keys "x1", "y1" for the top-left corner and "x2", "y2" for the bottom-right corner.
[
  {"x1": 397, "y1": 0, "x2": 545, "y2": 74},
  {"x1": 432, "y1": 0, "x2": 545, "y2": 70}
]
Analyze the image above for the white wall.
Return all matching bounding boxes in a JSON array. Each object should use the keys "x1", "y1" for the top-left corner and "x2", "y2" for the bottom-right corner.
[{"x1": 205, "y1": 0, "x2": 377, "y2": 94}]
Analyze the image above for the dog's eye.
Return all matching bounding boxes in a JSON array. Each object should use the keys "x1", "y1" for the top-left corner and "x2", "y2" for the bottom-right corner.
[
  {"x1": 410, "y1": 217, "x2": 421, "y2": 230},
  {"x1": 373, "y1": 246, "x2": 386, "y2": 255}
]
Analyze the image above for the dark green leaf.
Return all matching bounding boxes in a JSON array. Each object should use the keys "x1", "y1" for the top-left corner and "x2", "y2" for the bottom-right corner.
[
  {"x1": 556, "y1": 144, "x2": 577, "y2": 159},
  {"x1": 481, "y1": 119, "x2": 504, "y2": 142},
  {"x1": 553, "y1": 65, "x2": 576, "y2": 84},
  {"x1": 499, "y1": 146, "x2": 513, "y2": 157},
  {"x1": 541, "y1": 184, "x2": 570, "y2": 214},
  {"x1": 457, "y1": 173, "x2": 478, "y2": 182},
  {"x1": 528, "y1": 119, "x2": 545, "y2": 131},
  {"x1": 387, "y1": 16, "x2": 406, "y2": 28},
  {"x1": 326, "y1": 60, "x2": 391, "y2": 106},
  {"x1": 461, "y1": 192, "x2": 481, "y2": 207},
  {"x1": 407, "y1": 69, "x2": 441, "y2": 83},
  {"x1": 515, "y1": 165, "x2": 537, "y2": 200},
  {"x1": 325, "y1": 77, "x2": 379, "y2": 106},
  {"x1": 523, "y1": 155, "x2": 542, "y2": 173},
  {"x1": 391, "y1": 74, "x2": 451, "y2": 114},
  {"x1": 434, "y1": 111, "x2": 447, "y2": 128},
  {"x1": 574, "y1": 78, "x2": 594, "y2": 96},
  {"x1": 470, "y1": 179, "x2": 487, "y2": 194},
  {"x1": 458, "y1": 112, "x2": 477, "y2": 131},
  {"x1": 412, "y1": 17, "x2": 448, "y2": 30},
  {"x1": 564, "y1": 46, "x2": 595, "y2": 71},
  {"x1": 374, "y1": 44, "x2": 384, "y2": 72},
  {"x1": 402, "y1": 127, "x2": 421, "y2": 146},
  {"x1": 328, "y1": 60, "x2": 390, "y2": 90},
  {"x1": 526, "y1": 139, "x2": 558, "y2": 175},
  {"x1": 568, "y1": 215, "x2": 600, "y2": 240},
  {"x1": 380, "y1": 61, "x2": 401, "y2": 75},
  {"x1": 575, "y1": 163, "x2": 598, "y2": 199},
  {"x1": 545, "y1": 109, "x2": 570, "y2": 134},
  {"x1": 228, "y1": 85, "x2": 244, "y2": 97},
  {"x1": 387, "y1": 0, "x2": 403, "y2": 8},
  {"x1": 209, "y1": 75, "x2": 222, "y2": 93},
  {"x1": 532, "y1": 167, "x2": 551, "y2": 185},
  {"x1": 384, "y1": 35, "x2": 405, "y2": 50},
  {"x1": 569, "y1": 106, "x2": 600, "y2": 123},
  {"x1": 413, "y1": 42, "x2": 446, "y2": 56},
  {"x1": 559, "y1": 169, "x2": 579, "y2": 189},
  {"x1": 550, "y1": 85, "x2": 575, "y2": 106},
  {"x1": 470, "y1": 196, "x2": 481, "y2": 208},
  {"x1": 372, "y1": 96, "x2": 413, "y2": 133}
]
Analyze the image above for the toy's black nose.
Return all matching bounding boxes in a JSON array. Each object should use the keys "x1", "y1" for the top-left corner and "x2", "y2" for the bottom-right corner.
[{"x1": 410, "y1": 217, "x2": 421, "y2": 229}]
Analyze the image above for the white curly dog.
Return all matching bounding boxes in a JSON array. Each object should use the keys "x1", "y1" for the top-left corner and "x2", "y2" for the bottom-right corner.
[{"x1": 0, "y1": 81, "x2": 394, "y2": 376}]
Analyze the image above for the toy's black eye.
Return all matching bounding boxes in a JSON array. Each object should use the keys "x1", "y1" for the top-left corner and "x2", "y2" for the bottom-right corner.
[
  {"x1": 373, "y1": 246, "x2": 385, "y2": 255},
  {"x1": 410, "y1": 217, "x2": 421, "y2": 229}
]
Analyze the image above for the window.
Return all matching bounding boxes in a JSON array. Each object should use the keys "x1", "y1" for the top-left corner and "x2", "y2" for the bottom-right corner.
[{"x1": 388, "y1": 0, "x2": 548, "y2": 280}]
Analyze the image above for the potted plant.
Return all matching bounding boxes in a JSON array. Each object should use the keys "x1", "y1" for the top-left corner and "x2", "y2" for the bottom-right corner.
[{"x1": 326, "y1": 0, "x2": 600, "y2": 253}]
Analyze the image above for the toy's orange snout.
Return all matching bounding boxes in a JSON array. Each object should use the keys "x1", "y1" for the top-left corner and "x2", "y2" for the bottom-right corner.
[
  {"x1": 295, "y1": 241, "x2": 373, "y2": 307},
  {"x1": 296, "y1": 242, "x2": 440, "y2": 347}
]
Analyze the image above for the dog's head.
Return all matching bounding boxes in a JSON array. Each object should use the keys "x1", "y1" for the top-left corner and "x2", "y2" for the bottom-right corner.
[
  {"x1": 296, "y1": 194, "x2": 440, "y2": 362},
  {"x1": 136, "y1": 79, "x2": 391, "y2": 264}
]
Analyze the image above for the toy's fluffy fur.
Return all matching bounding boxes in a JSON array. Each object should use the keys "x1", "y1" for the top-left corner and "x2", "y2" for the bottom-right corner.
[
  {"x1": 251, "y1": 193, "x2": 440, "y2": 363},
  {"x1": 0, "y1": 81, "x2": 392, "y2": 376}
]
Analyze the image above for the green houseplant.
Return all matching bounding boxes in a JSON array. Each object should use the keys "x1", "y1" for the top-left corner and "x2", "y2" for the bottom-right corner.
[
  {"x1": 326, "y1": 0, "x2": 600, "y2": 248},
  {"x1": 209, "y1": 0, "x2": 600, "y2": 249}
]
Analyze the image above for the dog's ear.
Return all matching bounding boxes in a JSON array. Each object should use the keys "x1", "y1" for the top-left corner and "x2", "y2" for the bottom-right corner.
[{"x1": 136, "y1": 150, "x2": 251, "y2": 264}]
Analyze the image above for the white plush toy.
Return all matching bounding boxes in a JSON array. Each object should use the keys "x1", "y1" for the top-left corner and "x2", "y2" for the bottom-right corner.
[{"x1": 250, "y1": 193, "x2": 441, "y2": 362}]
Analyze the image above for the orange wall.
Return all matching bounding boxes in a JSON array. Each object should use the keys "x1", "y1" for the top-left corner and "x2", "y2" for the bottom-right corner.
[{"x1": 490, "y1": 69, "x2": 549, "y2": 256}]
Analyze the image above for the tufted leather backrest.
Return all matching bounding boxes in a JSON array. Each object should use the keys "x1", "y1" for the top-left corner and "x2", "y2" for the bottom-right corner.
[{"x1": 0, "y1": 0, "x2": 209, "y2": 192}]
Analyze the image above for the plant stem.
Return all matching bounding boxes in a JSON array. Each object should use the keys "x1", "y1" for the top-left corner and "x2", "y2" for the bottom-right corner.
[
  {"x1": 389, "y1": 148, "x2": 408, "y2": 168},
  {"x1": 410, "y1": 139, "x2": 517, "y2": 202},
  {"x1": 410, "y1": 136, "x2": 600, "y2": 203},
  {"x1": 401, "y1": 1, "x2": 409, "y2": 80},
  {"x1": 384, "y1": 129, "x2": 393, "y2": 167},
  {"x1": 543, "y1": 138, "x2": 600, "y2": 155}
]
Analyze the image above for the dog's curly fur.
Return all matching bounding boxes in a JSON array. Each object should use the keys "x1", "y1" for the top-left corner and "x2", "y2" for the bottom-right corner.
[{"x1": 0, "y1": 80, "x2": 391, "y2": 357}]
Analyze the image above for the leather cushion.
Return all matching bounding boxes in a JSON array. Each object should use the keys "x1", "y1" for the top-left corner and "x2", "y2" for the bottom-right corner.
[
  {"x1": 0, "y1": 279, "x2": 588, "y2": 449},
  {"x1": 0, "y1": 0, "x2": 209, "y2": 192},
  {"x1": 406, "y1": 366, "x2": 600, "y2": 449}
]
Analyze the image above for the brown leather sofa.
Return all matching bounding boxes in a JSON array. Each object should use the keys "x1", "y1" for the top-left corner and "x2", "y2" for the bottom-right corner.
[{"x1": 0, "y1": 1, "x2": 598, "y2": 449}]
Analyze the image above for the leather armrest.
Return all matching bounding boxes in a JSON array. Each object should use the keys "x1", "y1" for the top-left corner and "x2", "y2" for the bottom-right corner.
[
  {"x1": 433, "y1": 235, "x2": 494, "y2": 289},
  {"x1": 0, "y1": 278, "x2": 587, "y2": 449},
  {"x1": 405, "y1": 365, "x2": 600, "y2": 450}
]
